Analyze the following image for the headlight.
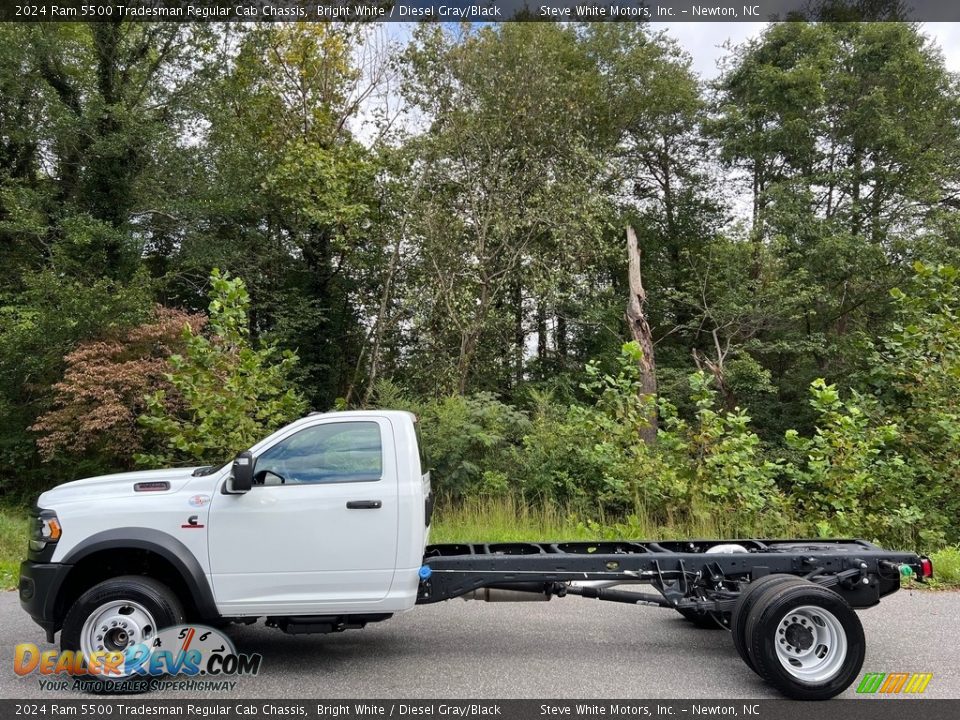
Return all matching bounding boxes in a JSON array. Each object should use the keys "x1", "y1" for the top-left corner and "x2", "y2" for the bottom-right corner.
[{"x1": 29, "y1": 509, "x2": 61, "y2": 552}]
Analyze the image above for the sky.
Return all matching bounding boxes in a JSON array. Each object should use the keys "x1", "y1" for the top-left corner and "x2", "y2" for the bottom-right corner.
[
  {"x1": 356, "y1": 21, "x2": 960, "y2": 146},
  {"x1": 651, "y1": 21, "x2": 960, "y2": 221},
  {"x1": 659, "y1": 21, "x2": 960, "y2": 80}
]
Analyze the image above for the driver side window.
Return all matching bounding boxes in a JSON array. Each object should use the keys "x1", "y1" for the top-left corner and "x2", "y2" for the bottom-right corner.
[{"x1": 254, "y1": 422, "x2": 383, "y2": 486}]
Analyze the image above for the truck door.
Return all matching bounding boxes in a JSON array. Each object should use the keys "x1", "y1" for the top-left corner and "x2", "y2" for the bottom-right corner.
[{"x1": 207, "y1": 417, "x2": 399, "y2": 614}]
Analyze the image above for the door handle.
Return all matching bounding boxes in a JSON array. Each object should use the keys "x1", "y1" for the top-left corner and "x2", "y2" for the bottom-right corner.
[{"x1": 346, "y1": 500, "x2": 382, "y2": 509}]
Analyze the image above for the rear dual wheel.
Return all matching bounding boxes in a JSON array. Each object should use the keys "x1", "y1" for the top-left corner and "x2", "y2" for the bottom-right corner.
[
  {"x1": 731, "y1": 574, "x2": 807, "y2": 671},
  {"x1": 732, "y1": 576, "x2": 865, "y2": 700}
]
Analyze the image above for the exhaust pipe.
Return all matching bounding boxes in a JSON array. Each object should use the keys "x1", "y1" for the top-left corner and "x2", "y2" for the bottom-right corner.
[{"x1": 461, "y1": 583, "x2": 552, "y2": 602}]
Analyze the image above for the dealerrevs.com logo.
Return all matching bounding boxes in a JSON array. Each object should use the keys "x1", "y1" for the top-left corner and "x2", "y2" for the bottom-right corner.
[{"x1": 14, "y1": 624, "x2": 262, "y2": 693}]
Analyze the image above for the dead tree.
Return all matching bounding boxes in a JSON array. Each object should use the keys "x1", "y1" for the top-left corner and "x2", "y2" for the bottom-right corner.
[{"x1": 625, "y1": 226, "x2": 658, "y2": 444}]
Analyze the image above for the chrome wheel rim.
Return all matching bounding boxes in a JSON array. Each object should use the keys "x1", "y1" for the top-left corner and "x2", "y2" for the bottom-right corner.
[
  {"x1": 774, "y1": 605, "x2": 847, "y2": 682},
  {"x1": 80, "y1": 600, "x2": 156, "y2": 674}
]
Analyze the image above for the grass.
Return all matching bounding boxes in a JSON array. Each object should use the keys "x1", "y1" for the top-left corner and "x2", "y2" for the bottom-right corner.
[
  {"x1": 431, "y1": 496, "x2": 599, "y2": 544},
  {"x1": 430, "y1": 495, "x2": 795, "y2": 544},
  {"x1": 0, "y1": 499, "x2": 956, "y2": 590},
  {"x1": 918, "y1": 546, "x2": 960, "y2": 590},
  {"x1": 0, "y1": 506, "x2": 28, "y2": 591}
]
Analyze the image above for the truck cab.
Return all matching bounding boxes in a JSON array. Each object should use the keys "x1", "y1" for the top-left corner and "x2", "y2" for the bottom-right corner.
[{"x1": 20, "y1": 410, "x2": 432, "y2": 645}]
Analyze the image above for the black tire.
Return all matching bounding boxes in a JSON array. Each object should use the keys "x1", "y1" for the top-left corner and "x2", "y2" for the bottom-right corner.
[
  {"x1": 61, "y1": 575, "x2": 185, "y2": 694},
  {"x1": 731, "y1": 574, "x2": 807, "y2": 673},
  {"x1": 677, "y1": 607, "x2": 726, "y2": 629},
  {"x1": 743, "y1": 580, "x2": 865, "y2": 700}
]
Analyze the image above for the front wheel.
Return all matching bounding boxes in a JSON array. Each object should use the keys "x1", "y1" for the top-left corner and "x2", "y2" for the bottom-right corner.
[
  {"x1": 743, "y1": 580, "x2": 865, "y2": 700},
  {"x1": 61, "y1": 576, "x2": 185, "y2": 693}
]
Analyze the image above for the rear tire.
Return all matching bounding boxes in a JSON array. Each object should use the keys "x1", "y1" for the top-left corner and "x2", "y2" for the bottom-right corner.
[
  {"x1": 61, "y1": 575, "x2": 185, "y2": 694},
  {"x1": 743, "y1": 580, "x2": 865, "y2": 700},
  {"x1": 731, "y1": 574, "x2": 807, "y2": 673}
]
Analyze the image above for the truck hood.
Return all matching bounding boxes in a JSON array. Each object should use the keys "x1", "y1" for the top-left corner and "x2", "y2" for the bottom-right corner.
[{"x1": 38, "y1": 467, "x2": 207, "y2": 507}]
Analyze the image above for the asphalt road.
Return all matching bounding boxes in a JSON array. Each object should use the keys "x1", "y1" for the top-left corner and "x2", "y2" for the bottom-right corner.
[{"x1": 1, "y1": 588, "x2": 957, "y2": 699}]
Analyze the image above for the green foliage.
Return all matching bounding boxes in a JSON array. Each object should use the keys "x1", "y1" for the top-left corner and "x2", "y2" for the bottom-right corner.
[
  {"x1": 0, "y1": 506, "x2": 29, "y2": 590},
  {"x1": 404, "y1": 263, "x2": 960, "y2": 549},
  {"x1": 783, "y1": 380, "x2": 912, "y2": 543},
  {"x1": 709, "y1": 21, "x2": 960, "y2": 436},
  {"x1": 514, "y1": 343, "x2": 666, "y2": 511},
  {"x1": 0, "y1": 271, "x2": 153, "y2": 497},
  {"x1": 398, "y1": 23, "x2": 616, "y2": 395},
  {"x1": 924, "y1": 547, "x2": 960, "y2": 589},
  {"x1": 3, "y1": 20, "x2": 960, "y2": 558},
  {"x1": 660, "y1": 372, "x2": 783, "y2": 525},
  {"x1": 180, "y1": 25, "x2": 380, "y2": 411},
  {"x1": 534, "y1": 346, "x2": 784, "y2": 532},
  {"x1": 397, "y1": 344, "x2": 784, "y2": 536},
  {"x1": 370, "y1": 380, "x2": 530, "y2": 500},
  {"x1": 136, "y1": 271, "x2": 307, "y2": 466},
  {"x1": 418, "y1": 394, "x2": 530, "y2": 499},
  {"x1": 862, "y1": 263, "x2": 960, "y2": 545}
]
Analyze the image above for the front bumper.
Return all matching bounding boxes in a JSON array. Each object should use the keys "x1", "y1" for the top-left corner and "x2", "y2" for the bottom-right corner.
[{"x1": 19, "y1": 560, "x2": 72, "y2": 643}]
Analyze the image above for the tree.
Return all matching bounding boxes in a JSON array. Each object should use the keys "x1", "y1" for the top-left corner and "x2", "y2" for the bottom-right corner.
[
  {"x1": 0, "y1": 271, "x2": 153, "y2": 498},
  {"x1": 31, "y1": 307, "x2": 205, "y2": 470},
  {"x1": 0, "y1": 21, "x2": 211, "y2": 495},
  {"x1": 863, "y1": 263, "x2": 960, "y2": 545},
  {"x1": 710, "y1": 20, "x2": 960, "y2": 431},
  {"x1": 170, "y1": 24, "x2": 387, "y2": 409},
  {"x1": 398, "y1": 23, "x2": 611, "y2": 395},
  {"x1": 137, "y1": 271, "x2": 307, "y2": 467},
  {"x1": 10, "y1": 23, "x2": 207, "y2": 280}
]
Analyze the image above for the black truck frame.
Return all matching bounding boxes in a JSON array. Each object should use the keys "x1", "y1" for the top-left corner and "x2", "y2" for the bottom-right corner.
[{"x1": 418, "y1": 538, "x2": 931, "y2": 700}]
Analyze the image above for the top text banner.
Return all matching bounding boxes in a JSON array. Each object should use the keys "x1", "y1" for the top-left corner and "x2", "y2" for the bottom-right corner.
[{"x1": 4, "y1": 0, "x2": 960, "y2": 23}]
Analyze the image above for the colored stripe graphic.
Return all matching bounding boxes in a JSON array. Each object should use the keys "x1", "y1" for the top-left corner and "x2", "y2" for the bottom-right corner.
[
  {"x1": 904, "y1": 673, "x2": 933, "y2": 694},
  {"x1": 857, "y1": 672, "x2": 932, "y2": 694},
  {"x1": 857, "y1": 673, "x2": 886, "y2": 693},
  {"x1": 880, "y1": 673, "x2": 909, "y2": 693}
]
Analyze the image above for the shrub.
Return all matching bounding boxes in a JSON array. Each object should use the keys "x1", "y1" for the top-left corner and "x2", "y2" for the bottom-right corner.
[
  {"x1": 393, "y1": 385, "x2": 531, "y2": 499},
  {"x1": 866, "y1": 263, "x2": 960, "y2": 546},
  {"x1": 782, "y1": 380, "x2": 916, "y2": 544},
  {"x1": 31, "y1": 307, "x2": 205, "y2": 470},
  {"x1": 137, "y1": 270, "x2": 307, "y2": 467},
  {"x1": 512, "y1": 345, "x2": 785, "y2": 532},
  {"x1": 659, "y1": 371, "x2": 785, "y2": 530}
]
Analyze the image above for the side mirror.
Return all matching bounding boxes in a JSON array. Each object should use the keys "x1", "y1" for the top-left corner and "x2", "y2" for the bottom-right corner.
[{"x1": 227, "y1": 451, "x2": 255, "y2": 494}]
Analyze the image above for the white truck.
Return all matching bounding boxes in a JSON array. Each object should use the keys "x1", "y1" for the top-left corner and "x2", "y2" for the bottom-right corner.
[{"x1": 20, "y1": 410, "x2": 931, "y2": 700}]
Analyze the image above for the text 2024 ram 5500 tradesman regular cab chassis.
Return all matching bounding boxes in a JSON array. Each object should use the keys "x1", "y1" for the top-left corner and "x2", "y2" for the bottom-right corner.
[{"x1": 19, "y1": 410, "x2": 932, "y2": 700}]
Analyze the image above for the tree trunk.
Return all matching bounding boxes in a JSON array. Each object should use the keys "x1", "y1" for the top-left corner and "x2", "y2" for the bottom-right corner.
[
  {"x1": 536, "y1": 302, "x2": 547, "y2": 369},
  {"x1": 555, "y1": 312, "x2": 567, "y2": 364},
  {"x1": 457, "y1": 281, "x2": 489, "y2": 395},
  {"x1": 625, "y1": 226, "x2": 658, "y2": 444},
  {"x1": 361, "y1": 229, "x2": 404, "y2": 404},
  {"x1": 513, "y1": 281, "x2": 524, "y2": 384}
]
